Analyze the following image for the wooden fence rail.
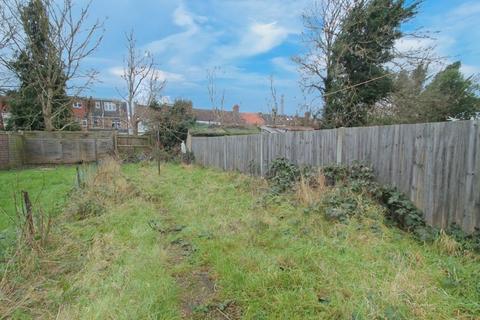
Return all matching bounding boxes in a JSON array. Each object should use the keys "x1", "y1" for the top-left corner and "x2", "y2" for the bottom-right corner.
[
  {"x1": 0, "y1": 131, "x2": 152, "y2": 169},
  {"x1": 191, "y1": 120, "x2": 480, "y2": 233}
]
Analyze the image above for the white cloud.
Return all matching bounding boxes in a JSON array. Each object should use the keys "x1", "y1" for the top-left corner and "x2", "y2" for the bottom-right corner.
[
  {"x1": 246, "y1": 22, "x2": 290, "y2": 55},
  {"x1": 215, "y1": 22, "x2": 291, "y2": 61}
]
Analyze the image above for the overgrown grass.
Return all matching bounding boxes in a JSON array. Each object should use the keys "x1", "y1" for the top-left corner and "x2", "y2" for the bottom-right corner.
[
  {"x1": 1, "y1": 163, "x2": 479, "y2": 319},
  {"x1": 0, "y1": 166, "x2": 76, "y2": 231}
]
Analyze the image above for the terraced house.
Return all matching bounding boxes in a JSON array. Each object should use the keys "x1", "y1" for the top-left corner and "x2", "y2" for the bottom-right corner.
[
  {"x1": 71, "y1": 97, "x2": 129, "y2": 132},
  {"x1": 0, "y1": 96, "x2": 129, "y2": 132}
]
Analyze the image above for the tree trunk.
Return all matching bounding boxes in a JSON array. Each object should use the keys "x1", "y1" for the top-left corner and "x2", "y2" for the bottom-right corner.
[
  {"x1": 44, "y1": 88, "x2": 54, "y2": 131},
  {"x1": 132, "y1": 117, "x2": 138, "y2": 135},
  {"x1": 127, "y1": 98, "x2": 133, "y2": 135}
]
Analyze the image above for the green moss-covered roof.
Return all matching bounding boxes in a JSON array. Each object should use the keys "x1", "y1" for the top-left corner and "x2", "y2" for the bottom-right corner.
[{"x1": 189, "y1": 125, "x2": 260, "y2": 137}]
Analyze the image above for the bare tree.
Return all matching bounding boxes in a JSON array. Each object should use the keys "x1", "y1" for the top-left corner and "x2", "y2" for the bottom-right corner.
[
  {"x1": 293, "y1": 0, "x2": 352, "y2": 109},
  {"x1": 146, "y1": 70, "x2": 167, "y2": 108},
  {"x1": 0, "y1": 0, "x2": 104, "y2": 131},
  {"x1": 136, "y1": 70, "x2": 167, "y2": 134},
  {"x1": 268, "y1": 74, "x2": 279, "y2": 125},
  {"x1": 206, "y1": 66, "x2": 225, "y2": 125},
  {"x1": 120, "y1": 30, "x2": 155, "y2": 135},
  {"x1": 0, "y1": 5, "x2": 15, "y2": 92}
]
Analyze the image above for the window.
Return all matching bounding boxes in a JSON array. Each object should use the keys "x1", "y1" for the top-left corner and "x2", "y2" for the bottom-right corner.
[
  {"x1": 112, "y1": 120, "x2": 121, "y2": 129},
  {"x1": 104, "y1": 102, "x2": 117, "y2": 112},
  {"x1": 95, "y1": 101, "x2": 101, "y2": 109},
  {"x1": 93, "y1": 118, "x2": 100, "y2": 127},
  {"x1": 72, "y1": 102, "x2": 82, "y2": 109},
  {"x1": 81, "y1": 119, "x2": 88, "y2": 127}
]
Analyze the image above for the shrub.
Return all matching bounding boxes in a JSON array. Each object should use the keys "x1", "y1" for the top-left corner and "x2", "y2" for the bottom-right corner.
[
  {"x1": 322, "y1": 162, "x2": 480, "y2": 252},
  {"x1": 265, "y1": 158, "x2": 301, "y2": 194},
  {"x1": 322, "y1": 189, "x2": 359, "y2": 223}
]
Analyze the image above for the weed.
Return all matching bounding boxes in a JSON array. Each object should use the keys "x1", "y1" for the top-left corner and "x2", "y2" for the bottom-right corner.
[
  {"x1": 67, "y1": 157, "x2": 134, "y2": 220},
  {"x1": 295, "y1": 169, "x2": 328, "y2": 207},
  {"x1": 265, "y1": 158, "x2": 301, "y2": 194},
  {"x1": 321, "y1": 162, "x2": 480, "y2": 253}
]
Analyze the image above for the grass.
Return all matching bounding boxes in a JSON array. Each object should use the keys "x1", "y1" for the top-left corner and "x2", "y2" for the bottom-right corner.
[
  {"x1": 1, "y1": 162, "x2": 479, "y2": 319},
  {"x1": 0, "y1": 166, "x2": 76, "y2": 231}
]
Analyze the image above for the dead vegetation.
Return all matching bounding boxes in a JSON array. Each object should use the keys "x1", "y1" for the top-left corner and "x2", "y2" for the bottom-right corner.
[
  {"x1": 0, "y1": 157, "x2": 135, "y2": 318},
  {"x1": 67, "y1": 156, "x2": 136, "y2": 220},
  {"x1": 295, "y1": 169, "x2": 328, "y2": 206}
]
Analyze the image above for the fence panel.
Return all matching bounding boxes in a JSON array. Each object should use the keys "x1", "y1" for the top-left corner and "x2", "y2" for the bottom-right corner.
[
  {"x1": 21, "y1": 131, "x2": 114, "y2": 164},
  {"x1": 191, "y1": 120, "x2": 480, "y2": 232},
  {"x1": 116, "y1": 135, "x2": 151, "y2": 154}
]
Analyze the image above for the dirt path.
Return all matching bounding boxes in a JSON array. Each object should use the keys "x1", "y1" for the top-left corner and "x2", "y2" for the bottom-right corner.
[{"x1": 140, "y1": 169, "x2": 241, "y2": 320}]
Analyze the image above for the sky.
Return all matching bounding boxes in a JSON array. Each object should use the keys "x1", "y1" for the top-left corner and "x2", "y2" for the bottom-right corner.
[{"x1": 79, "y1": 0, "x2": 480, "y2": 115}]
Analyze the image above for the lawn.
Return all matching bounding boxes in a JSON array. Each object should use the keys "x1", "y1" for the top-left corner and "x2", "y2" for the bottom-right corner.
[
  {"x1": 1, "y1": 162, "x2": 479, "y2": 319},
  {"x1": 0, "y1": 166, "x2": 76, "y2": 231}
]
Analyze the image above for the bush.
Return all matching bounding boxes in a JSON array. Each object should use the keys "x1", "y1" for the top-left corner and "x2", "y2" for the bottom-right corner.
[
  {"x1": 322, "y1": 190, "x2": 359, "y2": 223},
  {"x1": 322, "y1": 162, "x2": 480, "y2": 252},
  {"x1": 265, "y1": 158, "x2": 301, "y2": 194}
]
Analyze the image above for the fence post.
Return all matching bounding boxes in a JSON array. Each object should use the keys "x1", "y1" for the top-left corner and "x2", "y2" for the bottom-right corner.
[
  {"x1": 463, "y1": 120, "x2": 478, "y2": 232},
  {"x1": 260, "y1": 133, "x2": 264, "y2": 176},
  {"x1": 336, "y1": 127, "x2": 345, "y2": 164},
  {"x1": 223, "y1": 136, "x2": 227, "y2": 170},
  {"x1": 94, "y1": 134, "x2": 98, "y2": 163},
  {"x1": 113, "y1": 131, "x2": 118, "y2": 154}
]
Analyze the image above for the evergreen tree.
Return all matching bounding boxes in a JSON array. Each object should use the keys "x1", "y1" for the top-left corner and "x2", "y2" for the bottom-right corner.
[
  {"x1": 148, "y1": 99, "x2": 195, "y2": 151},
  {"x1": 7, "y1": 0, "x2": 76, "y2": 131},
  {"x1": 368, "y1": 62, "x2": 480, "y2": 124},
  {"x1": 323, "y1": 0, "x2": 420, "y2": 128},
  {"x1": 421, "y1": 62, "x2": 479, "y2": 121}
]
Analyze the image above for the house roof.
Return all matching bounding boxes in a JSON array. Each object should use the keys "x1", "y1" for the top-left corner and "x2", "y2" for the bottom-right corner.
[
  {"x1": 193, "y1": 108, "x2": 216, "y2": 122},
  {"x1": 241, "y1": 112, "x2": 265, "y2": 126},
  {"x1": 260, "y1": 125, "x2": 315, "y2": 133}
]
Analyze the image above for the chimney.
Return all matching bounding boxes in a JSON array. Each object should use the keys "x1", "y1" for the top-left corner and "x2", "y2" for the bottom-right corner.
[
  {"x1": 304, "y1": 111, "x2": 311, "y2": 119},
  {"x1": 233, "y1": 104, "x2": 240, "y2": 114}
]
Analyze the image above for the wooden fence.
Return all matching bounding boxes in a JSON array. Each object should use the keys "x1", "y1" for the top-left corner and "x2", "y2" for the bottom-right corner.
[
  {"x1": 191, "y1": 120, "x2": 480, "y2": 232},
  {"x1": 115, "y1": 134, "x2": 152, "y2": 154},
  {"x1": 22, "y1": 131, "x2": 114, "y2": 165},
  {"x1": 0, "y1": 131, "x2": 152, "y2": 168},
  {"x1": 0, "y1": 132, "x2": 24, "y2": 169}
]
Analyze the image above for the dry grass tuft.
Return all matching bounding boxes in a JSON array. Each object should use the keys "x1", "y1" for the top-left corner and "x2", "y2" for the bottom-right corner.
[
  {"x1": 295, "y1": 169, "x2": 328, "y2": 206},
  {"x1": 435, "y1": 230, "x2": 461, "y2": 256},
  {"x1": 0, "y1": 224, "x2": 87, "y2": 319},
  {"x1": 67, "y1": 157, "x2": 135, "y2": 219},
  {"x1": 87, "y1": 157, "x2": 132, "y2": 201}
]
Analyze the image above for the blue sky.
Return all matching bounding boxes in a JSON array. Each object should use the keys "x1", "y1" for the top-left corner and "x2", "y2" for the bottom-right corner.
[{"x1": 81, "y1": 0, "x2": 480, "y2": 115}]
